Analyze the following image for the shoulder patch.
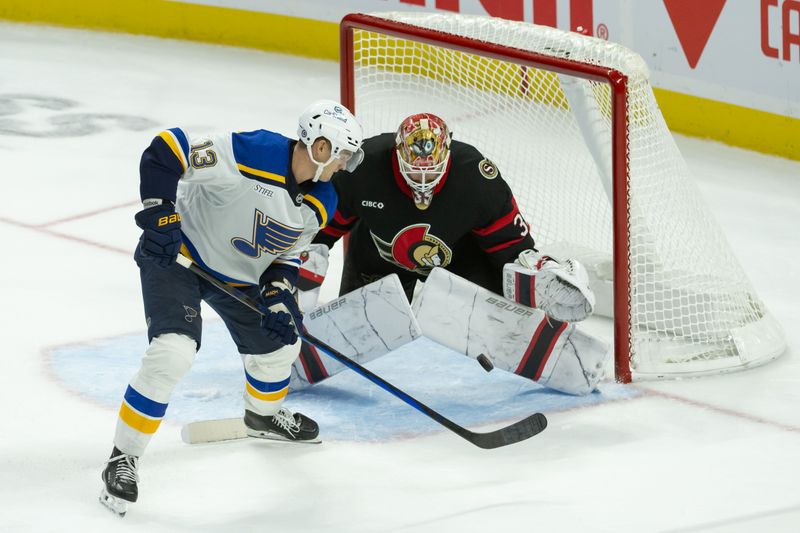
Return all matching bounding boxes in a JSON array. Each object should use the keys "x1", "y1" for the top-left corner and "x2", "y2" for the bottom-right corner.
[{"x1": 478, "y1": 159, "x2": 498, "y2": 180}]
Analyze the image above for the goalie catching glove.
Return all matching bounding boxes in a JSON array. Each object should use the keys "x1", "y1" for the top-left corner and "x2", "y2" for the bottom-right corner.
[{"x1": 503, "y1": 250, "x2": 595, "y2": 322}]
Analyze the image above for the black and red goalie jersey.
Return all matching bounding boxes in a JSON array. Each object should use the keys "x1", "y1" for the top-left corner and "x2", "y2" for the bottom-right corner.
[{"x1": 314, "y1": 125, "x2": 535, "y2": 300}]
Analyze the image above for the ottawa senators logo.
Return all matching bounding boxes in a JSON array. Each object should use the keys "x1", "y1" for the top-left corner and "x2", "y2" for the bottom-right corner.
[
  {"x1": 478, "y1": 158, "x2": 498, "y2": 179},
  {"x1": 371, "y1": 224, "x2": 452, "y2": 274}
]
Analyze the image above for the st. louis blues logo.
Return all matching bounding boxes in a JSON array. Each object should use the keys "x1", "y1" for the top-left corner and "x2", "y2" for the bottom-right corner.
[
  {"x1": 371, "y1": 224, "x2": 452, "y2": 274},
  {"x1": 232, "y1": 209, "x2": 303, "y2": 257}
]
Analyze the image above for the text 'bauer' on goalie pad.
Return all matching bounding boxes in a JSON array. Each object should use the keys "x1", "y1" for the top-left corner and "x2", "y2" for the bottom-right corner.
[
  {"x1": 290, "y1": 274, "x2": 421, "y2": 390},
  {"x1": 413, "y1": 268, "x2": 610, "y2": 395}
]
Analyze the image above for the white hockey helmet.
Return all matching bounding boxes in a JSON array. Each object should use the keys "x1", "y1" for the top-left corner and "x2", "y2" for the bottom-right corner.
[{"x1": 297, "y1": 100, "x2": 364, "y2": 181}]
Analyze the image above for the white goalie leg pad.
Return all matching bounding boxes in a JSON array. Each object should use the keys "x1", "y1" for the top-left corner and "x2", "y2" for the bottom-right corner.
[
  {"x1": 297, "y1": 243, "x2": 330, "y2": 313},
  {"x1": 535, "y1": 325, "x2": 610, "y2": 395},
  {"x1": 290, "y1": 273, "x2": 422, "y2": 390},
  {"x1": 115, "y1": 332, "x2": 197, "y2": 455},
  {"x1": 414, "y1": 268, "x2": 609, "y2": 395},
  {"x1": 243, "y1": 340, "x2": 300, "y2": 416}
]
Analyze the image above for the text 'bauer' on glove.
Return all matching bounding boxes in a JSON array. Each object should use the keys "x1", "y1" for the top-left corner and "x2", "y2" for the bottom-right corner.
[{"x1": 134, "y1": 201, "x2": 182, "y2": 268}]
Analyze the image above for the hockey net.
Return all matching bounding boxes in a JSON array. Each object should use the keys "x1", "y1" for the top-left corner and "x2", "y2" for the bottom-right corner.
[{"x1": 339, "y1": 12, "x2": 785, "y2": 382}]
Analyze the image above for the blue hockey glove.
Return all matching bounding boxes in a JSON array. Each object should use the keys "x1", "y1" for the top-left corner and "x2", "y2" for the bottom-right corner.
[
  {"x1": 258, "y1": 281, "x2": 303, "y2": 345},
  {"x1": 135, "y1": 203, "x2": 182, "y2": 268}
]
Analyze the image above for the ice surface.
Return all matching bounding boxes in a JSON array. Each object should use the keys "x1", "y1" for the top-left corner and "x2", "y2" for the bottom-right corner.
[{"x1": 1, "y1": 22, "x2": 799, "y2": 532}]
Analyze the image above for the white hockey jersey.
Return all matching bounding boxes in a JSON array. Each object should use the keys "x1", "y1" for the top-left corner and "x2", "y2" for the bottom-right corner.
[{"x1": 147, "y1": 127, "x2": 336, "y2": 285}]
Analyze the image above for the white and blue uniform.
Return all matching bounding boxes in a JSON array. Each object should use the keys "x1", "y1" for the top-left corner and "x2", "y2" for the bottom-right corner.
[
  {"x1": 113, "y1": 127, "x2": 336, "y2": 456},
  {"x1": 153, "y1": 127, "x2": 335, "y2": 285}
]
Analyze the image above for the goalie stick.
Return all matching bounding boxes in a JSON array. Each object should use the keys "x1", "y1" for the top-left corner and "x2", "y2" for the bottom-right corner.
[{"x1": 176, "y1": 254, "x2": 547, "y2": 449}]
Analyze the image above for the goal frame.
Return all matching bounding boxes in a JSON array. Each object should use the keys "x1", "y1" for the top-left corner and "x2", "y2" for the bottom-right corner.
[{"x1": 339, "y1": 13, "x2": 635, "y2": 382}]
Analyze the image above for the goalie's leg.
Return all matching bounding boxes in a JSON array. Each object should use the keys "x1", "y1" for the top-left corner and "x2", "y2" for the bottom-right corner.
[
  {"x1": 290, "y1": 274, "x2": 421, "y2": 390},
  {"x1": 414, "y1": 268, "x2": 609, "y2": 395}
]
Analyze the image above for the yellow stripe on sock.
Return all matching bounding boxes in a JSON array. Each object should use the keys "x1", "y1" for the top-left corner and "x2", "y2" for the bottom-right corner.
[
  {"x1": 119, "y1": 402, "x2": 162, "y2": 434},
  {"x1": 245, "y1": 380, "x2": 288, "y2": 402}
]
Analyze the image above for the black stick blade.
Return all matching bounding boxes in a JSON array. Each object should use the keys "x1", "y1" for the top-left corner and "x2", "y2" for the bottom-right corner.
[{"x1": 465, "y1": 412, "x2": 548, "y2": 449}]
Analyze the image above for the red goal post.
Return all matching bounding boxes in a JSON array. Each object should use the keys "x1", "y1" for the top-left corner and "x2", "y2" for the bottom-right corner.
[{"x1": 339, "y1": 12, "x2": 785, "y2": 383}]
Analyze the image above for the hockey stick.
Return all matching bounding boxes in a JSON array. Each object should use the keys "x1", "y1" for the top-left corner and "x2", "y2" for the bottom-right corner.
[{"x1": 176, "y1": 254, "x2": 547, "y2": 449}]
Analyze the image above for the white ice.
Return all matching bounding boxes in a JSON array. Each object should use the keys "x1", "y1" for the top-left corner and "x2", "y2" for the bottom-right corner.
[{"x1": 1, "y1": 22, "x2": 799, "y2": 533}]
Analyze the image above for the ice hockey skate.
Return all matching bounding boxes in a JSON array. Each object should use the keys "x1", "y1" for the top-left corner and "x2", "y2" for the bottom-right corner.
[
  {"x1": 99, "y1": 447, "x2": 139, "y2": 517},
  {"x1": 244, "y1": 407, "x2": 321, "y2": 443}
]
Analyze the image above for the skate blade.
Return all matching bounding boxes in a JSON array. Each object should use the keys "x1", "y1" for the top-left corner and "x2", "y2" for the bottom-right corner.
[
  {"x1": 245, "y1": 428, "x2": 321, "y2": 444},
  {"x1": 99, "y1": 488, "x2": 129, "y2": 517}
]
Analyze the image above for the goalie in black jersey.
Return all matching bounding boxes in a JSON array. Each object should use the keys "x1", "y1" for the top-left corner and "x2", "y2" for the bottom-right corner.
[
  {"x1": 313, "y1": 112, "x2": 536, "y2": 298},
  {"x1": 306, "y1": 113, "x2": 593, "y2": 315},
  {"x1": 292, "y1": 113, "x2": 606, "y2": 396}
]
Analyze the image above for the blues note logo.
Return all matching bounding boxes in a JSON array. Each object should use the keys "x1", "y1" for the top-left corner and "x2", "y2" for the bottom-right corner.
[{"x1": 232, "y1": 209, "x2": 303, "y2": 257}]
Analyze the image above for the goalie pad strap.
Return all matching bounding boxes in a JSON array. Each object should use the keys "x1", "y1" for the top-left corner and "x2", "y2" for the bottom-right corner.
[
  {"x1": 516, "y1": 319, "x2": 568, "y2": 380},
  {"x1": 298, "y1": 338, "x2": 329, "y2": 384}
]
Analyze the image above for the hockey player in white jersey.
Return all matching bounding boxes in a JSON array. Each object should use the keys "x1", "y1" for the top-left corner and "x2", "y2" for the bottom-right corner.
[{"x1": 99, "y1": 100, "x2": 364, "y2": 516}]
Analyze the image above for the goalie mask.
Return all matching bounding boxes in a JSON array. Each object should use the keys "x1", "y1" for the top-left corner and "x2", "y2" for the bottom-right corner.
[
  {"x1": 298, "y1": 100, "x2": 364, "y2": 181},
  {"x1": 395, "y1": 113, "x2": 452, "y2": 210}
]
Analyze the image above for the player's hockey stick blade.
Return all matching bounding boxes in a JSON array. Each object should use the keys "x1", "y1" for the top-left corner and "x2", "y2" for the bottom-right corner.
[
  {"x1": 303, "y1": 330, "x2": 547, "y2": 449},
  {"x1": 176, "y1": 254, "x2": 548, "y2": 449},
  {"x1": 181, "y1": 417, "x2": 248, "y2": 444},
  {"x1": 464, "y1": 412, "x2": 547, "y2": 449},
  {"x1": 181, "y1": 417, "x2": 323, "y2": 445}
]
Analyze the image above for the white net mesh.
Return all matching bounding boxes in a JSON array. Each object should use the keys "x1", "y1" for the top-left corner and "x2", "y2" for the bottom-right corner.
[{"x1": 345, "y1": 12, "x2": 785, "y2": 380}]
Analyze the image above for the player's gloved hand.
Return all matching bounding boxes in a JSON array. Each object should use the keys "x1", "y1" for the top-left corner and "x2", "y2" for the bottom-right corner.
[
  {"x1": 135, "y1": 202, "x2": 182, "y2": 268},
  {"x1": 258, "y1": 280, "x2": 303, "y2": 345},
  {"x1": 503, "y1": 249, "x2": 595, "y2": 322}
]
